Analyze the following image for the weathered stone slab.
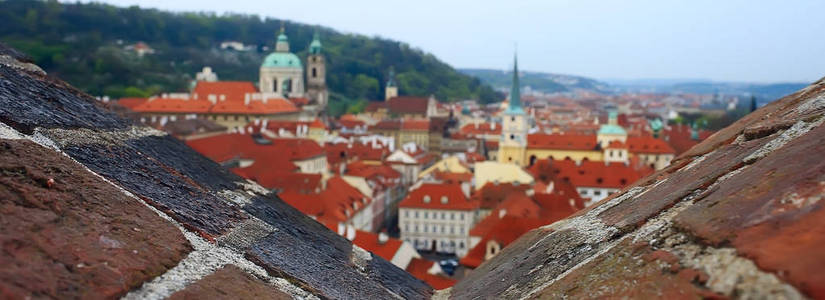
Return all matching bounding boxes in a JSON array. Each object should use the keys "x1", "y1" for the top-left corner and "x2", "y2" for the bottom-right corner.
[
  {"x1": 0, "y1": 139, "x2": 191, "y2": 298},
  {"x1": 168, "y1": 265, "x2": 290, "y2": 300},
  {"x1": 530, "y1": 240, "x2": 720, "y2": 299},
  {"x1": 127, "y1": 135, "x2": 241, "y2": 191},
  {"x1": 0, "y1": 64, "x2": 127, "y2": 134},
  {"x1": 244, "y1": 195, "x2": 433, "y2": 299},
  {"x1": 599, "y1": 135, "x2": 769, "y2": 231},
  {"x1": 675, "y1": 122, "x2": 825, "y2": 298},
  {"x1": 63, "y1": 142, "x2": 247, "y2": 239}
]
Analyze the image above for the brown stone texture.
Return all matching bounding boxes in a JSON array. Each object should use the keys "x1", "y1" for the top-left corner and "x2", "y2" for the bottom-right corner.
[
  {"x1": 675, "y1": 120, "x2": 825, "y2": 298},
  {"x1": 0, "y1": 139, "x2": 191, "y2": 299},
  {"x1": 168, "y1": 265, "x2": 290, "y2": 300},
  {"x1": 531, "y1": 240, "x2": 721, "y2": 299}
]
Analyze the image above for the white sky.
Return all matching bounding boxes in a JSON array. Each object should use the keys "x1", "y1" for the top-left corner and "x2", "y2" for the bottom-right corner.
[{"x1": 76, "y1": 0, "x2": 825, "y2": 83}]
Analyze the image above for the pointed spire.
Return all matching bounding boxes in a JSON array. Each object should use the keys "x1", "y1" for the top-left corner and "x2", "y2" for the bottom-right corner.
[
  {"x1": 387, "y1": 66, "x2": 396, "y2": 87},
  {"x1": 506, "y1": 52, "x2": 524, "y2": 115},
  {"x1": 309, "y1": 28, "x2": 322, "y2": 54}
]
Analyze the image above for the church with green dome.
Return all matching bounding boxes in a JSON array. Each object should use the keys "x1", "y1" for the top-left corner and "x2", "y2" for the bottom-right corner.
[{"x1": 259, "y1": 25, "x2": 327, "y2": 107}]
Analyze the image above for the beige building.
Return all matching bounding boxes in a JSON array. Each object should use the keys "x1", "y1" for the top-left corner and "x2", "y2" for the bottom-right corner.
[{"x1": 399, "y1": 183, "x2": 478, "y2": 257}]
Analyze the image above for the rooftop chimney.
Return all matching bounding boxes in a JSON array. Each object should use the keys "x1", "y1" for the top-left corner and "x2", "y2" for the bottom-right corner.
[
  {"x1": 346, "y1": 225, "x2": 356, "y2": 241},
  {"x1": 378, "y1": 232, "x2": 388, "y2": 245}
]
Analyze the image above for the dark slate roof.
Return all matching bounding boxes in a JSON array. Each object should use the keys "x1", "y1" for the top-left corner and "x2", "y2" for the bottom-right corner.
[
  {"x1": 0, "y1": 45, "x2": 432, "y2": 299},
  {"x1": 451, "y1": 77, "x2": 825, "y2": 299}
]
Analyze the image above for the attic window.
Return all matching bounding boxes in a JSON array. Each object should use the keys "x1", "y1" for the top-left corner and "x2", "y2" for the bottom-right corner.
[
  {"x1": 423, "y1": 195, "x2": 431, "y2": 203},
  {"x1": 620, "y1": 179, "x2": 627, "y2": 185},
  {"x1": 440, "y1": 196, "x2": 448, "y2": 204},
  {"x1": 596, "y1": 178, "x2": 603, "y2": 184}
]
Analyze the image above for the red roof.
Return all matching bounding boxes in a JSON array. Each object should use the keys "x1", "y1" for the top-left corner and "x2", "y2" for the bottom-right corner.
[
  {"x1": 460, "y1": 123, "x2": 501, "y2": 136},
  {"x1": 387, "y1": 96, "x2": 430, "y2": 114},
  {"x1": 405, "y1": 258, "x2": 456, "y2": 290},
  {"x1": 662, "y1": 124, "x2": 715, "y2": 155},
  {"x1": 399, "y1": 183, "x2": 476, "y2": 211},
  {"x1": 472, "y1": 182, "x2": 531, "y2": 210},
  {"x1": 460, "y1": 216, "x2": 548, "y2": 268},
  {"x1": 401, "y1": 119, "x2": 430, "y2": 131},
  {"x1": 432, "y1": 171, "x2": 473, "y2": 184},
  {"x1": 210, "y1": 99, "x2": 298, "y2": 114},
  {"x1": 527, "y1": 134, "x2": 598, "y2": 151},
  {"x1": 352, "y1": 231, "x2": 403, "y2": 262},
  {"x1": 281, "y1": 176, "x2": 371, "y2": 224},
  {"x1": 528, "y1": 159, "x2": 652, "y2": 189},
  {"x1": 626, "y1": 136, "x2": 676, "y2": 154},
  {"x1": 288, "y1": 97, "x2": 309, "y2": 107},
  {"x1": 132, "y1": 98, "x2": 212, "y2": 114},
  {"x1": 186, "y1": 134, "x2": 324, "y2": 163},
  {"x1": 193, "y1": 81, "x2": 257, "y2": 103},
  {"x1": 116, "y1": 97, "x2": 148, "y2": 109}
]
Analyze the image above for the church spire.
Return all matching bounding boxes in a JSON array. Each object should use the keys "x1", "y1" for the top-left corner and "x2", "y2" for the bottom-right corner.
[
  {"x1": 275, "y1": 22, "x2": 289, "y2": 52},
  {"x1": 309, "y1": 29, "x2": 322, "y2": 54},
  {"x1": 505, "y1": 52, "x2": 524, "y2": 115}
]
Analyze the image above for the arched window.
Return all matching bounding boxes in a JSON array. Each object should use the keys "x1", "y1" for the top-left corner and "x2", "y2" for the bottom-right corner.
[{"x1": 312, "y1": 68, "x2": 317, "y2": 78}]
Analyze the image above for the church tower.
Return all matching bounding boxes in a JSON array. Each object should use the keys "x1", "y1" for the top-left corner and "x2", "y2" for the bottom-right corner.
[
  {"x1": 498, "y1": 53, "x2": 528, "y2": 166},
  {"x1": 384, "y1": 67, "x2": 398, "y2": 101},
  {"x1": 306, "y1": 30, "x2": 327, "y2": 107},
  {"x1": 259, "y1": 24, "x2": 305, "y2": 97}
]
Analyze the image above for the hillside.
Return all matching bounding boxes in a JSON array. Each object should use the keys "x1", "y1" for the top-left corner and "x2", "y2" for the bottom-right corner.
[
  {"x1": 0, "y1": 0, "x2": 501, "y2": 115},
  {"x1": 460, "y1": 68, "x2": 610, "y2": 94}
]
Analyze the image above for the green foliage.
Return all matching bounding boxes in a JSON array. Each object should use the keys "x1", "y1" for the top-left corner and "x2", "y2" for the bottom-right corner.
[{"x1": 0, "y1": 0, "x2": 502, "y2": 104}]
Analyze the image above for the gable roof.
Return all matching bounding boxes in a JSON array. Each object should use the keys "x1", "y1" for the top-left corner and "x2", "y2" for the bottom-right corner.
[{"x1": 399, "y1": 183, "x2": 476, "y2": 211}]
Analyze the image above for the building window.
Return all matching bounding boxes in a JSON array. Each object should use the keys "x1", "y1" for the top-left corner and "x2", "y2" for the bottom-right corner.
[
  {"x1": 460, "y1": 213, "x2": 465, "y2": 220},
  {"x1": 459, "y1": 242, "x2": 465, "y2": 249},
  {"x1": 312, "y1": 67, "x2": 317, "y2": 78},
  {"x1": 511, "y1": 116, "x2": 515, "y2": 122},
  {"x1": 440, "y1": 196, "x2": 448, "y2": 204},
  {"x1": 450, "y1": 226, "x2": 454, "y2": 234},
  {"x1": 424, "y1": 225, "x2": 428, "y2": 233},
  {"x1": 451, "y1": 213, "x2": 455, "y2": 220},
  {"x1": 423, "y1": 195, "x2": 431, "y2": 203},
  {"x1": 414, "y1": 225, "x2": 419, "y2": 232},
  {"x1": 510, "y1": 134, "x2": 515, "y2": 140},
  {"x1": 441, "y1": 212, "x2": 446, "y2": 220},
  {"x1": 594, "y1": 190, "x2": 602, "y2": 196},
  {"x1": 415, "y1": 211, "x2": 419, "y2": 218},
  {"x1": 424, "y1": 211, "x2": 428, "y2": 219},
  {"x1": 405, "y1": 224, "x2": 409, "y2": 232}
]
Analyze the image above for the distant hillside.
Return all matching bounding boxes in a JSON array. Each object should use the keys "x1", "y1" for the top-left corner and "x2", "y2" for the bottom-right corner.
[
  {"x1": 0, "y1": 0, "x2": 501, "y2": 115},
  {"x1": 460, "y1": 68, "x2": 610, "y2": 94},
  {"x1": 605, "y1": 79, "x2": 808, "y2": 102}
]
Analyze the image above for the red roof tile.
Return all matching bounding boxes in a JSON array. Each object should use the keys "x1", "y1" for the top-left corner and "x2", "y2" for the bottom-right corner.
[
  {"x1": 527, "y1": 134, "x2": 598, "y2": 151},
  {"x1": 406, "y1": 258, "x2": 457, "y2": 290},
  {"x1": 193, "y1": 81, "x2": 257, "y2": 103},
  {"x1": 132, "y1": 98, "x2": 212, "y2": 114},
  {"x1": 626, "y1": 136, "x2": 676, "y2": 154},
  {"x1": 399, "y1": 183, "x2": 476, "y2": 211}
]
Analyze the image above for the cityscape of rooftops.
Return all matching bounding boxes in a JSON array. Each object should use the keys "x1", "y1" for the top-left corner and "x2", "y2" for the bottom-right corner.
[{"x1": 1, "y1": 0, "x2": 824, "y2": 298}]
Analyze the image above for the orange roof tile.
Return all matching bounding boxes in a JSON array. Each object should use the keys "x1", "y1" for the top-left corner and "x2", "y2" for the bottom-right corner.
[{"x1": 399, "y1": 183, "x2": 476, "y2": 211}]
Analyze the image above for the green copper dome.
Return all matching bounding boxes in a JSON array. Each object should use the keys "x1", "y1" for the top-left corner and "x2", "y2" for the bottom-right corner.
[
  {"x1": 261, "y1": 52, "x2": 302, "y2": 68},
  {"x1": 598, "y1": 124, "x2": 627, "y2": 135},
  {"x1": 309, "y1": 31, "x2": 322, "y2": 54}
]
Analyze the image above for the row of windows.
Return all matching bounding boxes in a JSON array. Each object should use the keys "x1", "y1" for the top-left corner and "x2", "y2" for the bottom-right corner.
[
  {"x1": 403, "y1": 210, "x2": 465, "y2": 221},
  {"x1": 403, "y1": 223, "x2": 466, "y2": 235},
  {"x1": 578, "y1": 188, "x2": 618, "y2": 197},
  {"x1": 406, "y1": 238, "x2": 465, "y2": 250}
]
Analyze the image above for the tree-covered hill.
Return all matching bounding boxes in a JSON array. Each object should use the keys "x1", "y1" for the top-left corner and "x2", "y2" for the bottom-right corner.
[{"x1": 0, "y1": 0, "x2": 501, "y2": 115}]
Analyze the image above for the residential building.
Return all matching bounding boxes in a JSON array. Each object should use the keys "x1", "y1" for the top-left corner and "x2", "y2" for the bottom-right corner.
[{"x1": 399, "y1": 183, "x2": 478, "y2": 257}]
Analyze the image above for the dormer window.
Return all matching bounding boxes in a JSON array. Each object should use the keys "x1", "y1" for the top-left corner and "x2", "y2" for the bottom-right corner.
[
  {"x1": 423, "y1": 195, "x2": 431, "y2": 203},
  {"x1": 440, "y1": 196, "x2": 448, "y2": 204}
]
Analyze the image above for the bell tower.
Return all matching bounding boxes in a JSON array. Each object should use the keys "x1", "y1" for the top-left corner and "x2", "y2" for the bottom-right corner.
[
  {"x1": 385, "y1": 67, "x2": 398, "y2": 101},
  {"x1": 306, "y1": 30, "x2": 327, "y2": 107},
  {"x1": 498, "y1": 53, "x2": 528, "y2": 166}
]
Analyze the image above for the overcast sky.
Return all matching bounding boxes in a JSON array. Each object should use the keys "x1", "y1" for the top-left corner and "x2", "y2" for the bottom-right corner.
[{"x1": 77, "y1": 0, "x2": 825, "y2": 83}]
